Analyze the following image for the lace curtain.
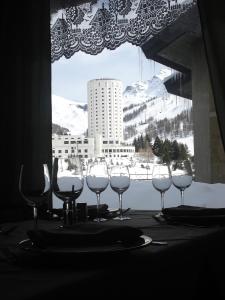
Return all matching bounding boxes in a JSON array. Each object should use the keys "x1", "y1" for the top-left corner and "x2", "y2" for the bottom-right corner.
[{"x1": 51, "y1": 0, "x2": 196, "y2": 62}]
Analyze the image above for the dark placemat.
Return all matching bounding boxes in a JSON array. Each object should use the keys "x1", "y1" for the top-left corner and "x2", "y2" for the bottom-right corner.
[{"x1": 162, "y1": 205, "x2": 225, "y2": 225}]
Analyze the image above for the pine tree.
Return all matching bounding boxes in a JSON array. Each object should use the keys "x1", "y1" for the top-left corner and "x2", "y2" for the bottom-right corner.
[
  {"x1": 132, "y1": 137, "x2": 138, "y2": 152},
  {"x1": 179, "y1": 143, "x2": 188, "y2": 161},
  {"x1": 140, "y1": 134, "x2": 144, "y2": 150},
  {"x1": 161, "y1": 139, "x2": 172, "y2": 164},
  {"x1": 171, "y1": 140, "x2": 180, "y2": 161},
  {"x1": 152, "y1": 136, "x2": 163, "y2": 157}
]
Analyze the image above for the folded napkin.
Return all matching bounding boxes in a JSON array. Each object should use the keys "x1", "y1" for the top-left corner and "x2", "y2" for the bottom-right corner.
[
  {"x1": 162, "y1": 205, "x2": 225, "y2": 225},
  {"x1": 27, "y1": 223, "x2": 143, "y2": 248}
]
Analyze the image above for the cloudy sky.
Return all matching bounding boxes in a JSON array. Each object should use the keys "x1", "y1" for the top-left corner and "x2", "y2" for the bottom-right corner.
[{"x1": 51, "y1": 42, "x2": 166, "y2": 103}]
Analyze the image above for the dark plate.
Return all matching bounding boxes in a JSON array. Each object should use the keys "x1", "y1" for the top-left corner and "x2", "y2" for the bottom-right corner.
[{"x1": 18, "y1": 235, "x2": 152, "y2": 255}]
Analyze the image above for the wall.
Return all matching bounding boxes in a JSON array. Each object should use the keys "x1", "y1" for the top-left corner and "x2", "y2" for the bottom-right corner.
[{"x1": 192, "y1": 38, "x2": 225, "y2": 183}]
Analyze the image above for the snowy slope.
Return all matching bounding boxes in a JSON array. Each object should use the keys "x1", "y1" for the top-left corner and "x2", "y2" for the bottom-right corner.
[
  {"x1": 122, "y1": 69, "x2": 193, "y2": 153},
  {"x1": 124, "y1": 94, "x2": 192, "y2": 127},
  {"x1": 52, "y1": 95, "x2": 88, "y2": 135}
]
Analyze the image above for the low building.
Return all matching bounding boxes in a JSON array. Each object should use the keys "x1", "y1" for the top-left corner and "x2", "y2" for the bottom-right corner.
[
  {"x1": 52, "y1": 134, "x2": 135, "y2": 159},
  {"x1": 52, "y1": 135, "x2": 95, "y2": 159}
]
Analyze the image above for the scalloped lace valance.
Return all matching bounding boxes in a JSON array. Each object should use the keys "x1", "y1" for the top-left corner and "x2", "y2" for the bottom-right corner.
[{"x1": 51, "y1": 0, "x2": 196, "y2": 62}]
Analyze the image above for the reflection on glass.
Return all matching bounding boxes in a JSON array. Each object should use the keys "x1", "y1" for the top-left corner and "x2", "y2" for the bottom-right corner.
[
  {"x1": 110, "y1": 165, "x2": 130, "y2": 221},
  {"x1": 52, "y1": 156, "x2": 84, "y2": 226},
  {"x1": 152, "y1": 164, "x2": 172, "y2": 216},
  {"x1": 171, "y1": 160, "x2": 193, "y2": 206},
  {"x1": 19, "y1": 163, "x2": 50, "y2": 229},
  {"x1": 86, "y1": 159, "x2": 109, "y2": 222}
]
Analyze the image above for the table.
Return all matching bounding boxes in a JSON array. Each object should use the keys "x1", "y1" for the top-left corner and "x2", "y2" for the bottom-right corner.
[{"x1": 1, "y1": 211, "x2": 225, "y2": 300}]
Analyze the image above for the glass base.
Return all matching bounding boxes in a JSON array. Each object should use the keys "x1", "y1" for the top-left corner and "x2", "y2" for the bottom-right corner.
[
  {"x1": 113, "y1": 216, "x2": 131, "y2": 221},
  {"x1": 93, "y1": 217, "x2": 107, "y2": 222},
  {"x1": 155, "y1": 211, "x2": 164, "y2": 218}
]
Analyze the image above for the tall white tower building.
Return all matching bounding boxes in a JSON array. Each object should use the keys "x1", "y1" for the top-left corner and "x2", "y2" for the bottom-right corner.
[{"x1": 87, "y1": 79, "x2": 123, "y2": 143}]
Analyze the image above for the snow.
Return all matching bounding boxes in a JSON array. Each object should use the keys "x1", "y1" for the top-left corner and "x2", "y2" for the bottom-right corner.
[
  {"x1": 124, "y1": 95, "x2": 192, "y2": 127},
  {"x1": 52, "y1": 95, "x2": 88, "y2": 135},
  {"x1": 156, "y1": 68, "x2": 173, "y2": 81},
  {"x1": 53, "y1": 158, "x2": 225, "y2": 211},
  {"x1": 176, "y1": 135, "x2": 194, "y2": 155},
  {"x1": 53, "y1": 179, "x2": 225, "y2": 210}
]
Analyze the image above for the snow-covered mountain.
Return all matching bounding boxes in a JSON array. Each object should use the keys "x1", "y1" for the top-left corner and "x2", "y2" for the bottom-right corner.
[
  {"x1": 123, "y1": 68, "x2": 171, "y2": 107},
  {"x1": 52, "y1": 68, "x2": 193, "y2": 154},
  {"x1": 52, "y1": 95, "x2": 88, "y2": 136},
  {"x1": 123, "y1": 76, "x2": 192, "y2": 131}
]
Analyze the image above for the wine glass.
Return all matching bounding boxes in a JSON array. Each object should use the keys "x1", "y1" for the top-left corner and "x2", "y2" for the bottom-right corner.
[
  {"x1": 110, "y1": 165, "x2": 130, "y2": 221},
  {"x1": 171, "y1": 160, "x2": 193, "y2": 206},
  {"x1": 52, "y1": 156, "x2": 84, "y2": 226},
  {"x1": 86, "y1": 159, "x2": 109, "y2": 222},
  {"x1": 19, "y1": 163, "x2": 51, "y2": 229},
  {"x1": 152, "y1": 163, "x2": 172, "y2": 217}
]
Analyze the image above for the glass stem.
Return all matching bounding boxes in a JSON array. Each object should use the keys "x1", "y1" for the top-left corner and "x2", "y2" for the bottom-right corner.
[
  {"x1": 72, "y1": 199, "x2": 77, "y2": 223},
  {"x1": 180, "y1": 189, "x2": 184, "y2": 206},
  {"x1": 160, "y1": 192, "x2": 165, "y2": 211},
  {"x1": 96, "y1": 193, "x2": 100, "y2": 222},
  {"x1": 119, "y1": 193, "x2": 123, "y2": 219},
  {"x1": 33, "y1": 206, "x2": 38, "y2": 230}
]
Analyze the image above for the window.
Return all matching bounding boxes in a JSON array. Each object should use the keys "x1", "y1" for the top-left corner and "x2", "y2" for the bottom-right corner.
[{"x1": 51, "y1": 1, "x2": 225, "y2": 212}]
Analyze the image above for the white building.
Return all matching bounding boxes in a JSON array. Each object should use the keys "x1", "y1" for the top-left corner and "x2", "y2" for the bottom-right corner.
[
  {"x1": 87, "y1": 78, "x2": 135, "y2": 158},
  {"x1": 52, "y1": 78, "x2": 135, "y2": 160},
  {"x1": 52, "y1": 134, "x2": 135, "y2": 159},
  {"x1": 52, "y1": 135, "x2": 95, "y2": 159},
  {"x1": 88, "y1": 78, "x2": 123, "y2": 143}
]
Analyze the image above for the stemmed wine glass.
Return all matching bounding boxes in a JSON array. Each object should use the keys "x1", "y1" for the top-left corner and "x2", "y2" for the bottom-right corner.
[
  {"x1": 171, "y1": 160, "x2": 193, "y2": 206},
  {"x1": 52, "y1": 156, "x2": 84, "y2": 226},
  {"x1": 86, "y1": 159, "x2": 109, "y2": 222},
  {"x1": 110, "y1": 165, "x2": 130, "y2": 221},
  {"x1": 19, "y1": 163, "x2": 51, "y2": 230},
  {"x1": 152, "y1": 163, "x2": 172, "y2": 217}
]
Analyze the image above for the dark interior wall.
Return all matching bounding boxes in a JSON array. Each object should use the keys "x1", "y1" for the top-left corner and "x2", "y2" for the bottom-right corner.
[
  {"x1": 1, "y1": 1, "x2": 52, "y2": 220},
  {"x1": 198, "y1": 0, "x2": 225, "y2": 151}
]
